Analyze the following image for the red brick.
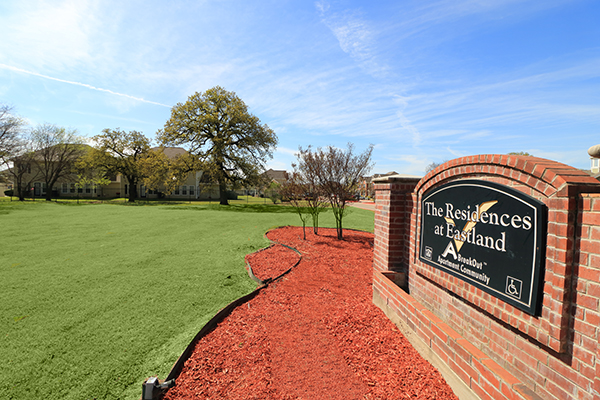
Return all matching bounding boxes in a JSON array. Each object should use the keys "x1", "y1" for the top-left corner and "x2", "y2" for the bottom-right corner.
[
  {"x1": 548, "y1": 336, "x2": 562, "y2": 353},
  {"x1": 421, "y1": 308, "x2": 443, "y2": 325},
  {"x1": 582, "y1": 212, "x2": 600, "y2": 225},
  {"x1": 576, "y1": 293, "x2": 600, "y2": 310},
  {"x1": 587, "y1": 282, "x2": 600, "y2": 297},
  {"x1": 448, "y1": 358, "x2": 475, "y2": 390},
  {"x1": 431, "y1": 337, "x2": 452, "y2": 363},
  {"x1": 471, "y1": 379, "x2": 495, "y2": 400},
  {"x1": 473, "y1": 358, "x2": 501, "y2": 389},
  {"x1": 415, "y1": 322, "x2": 433, "y2": 346},
  {"x1": 581, "y1": 238, "x2": 600, "y2": 254},
  {"x1": 507, "y1": 345, "x2": 541, "y2": 373},
  {"x1": 579, "y1": 265, "x2": 600, "y2": 282},
  {"x1": 479, "y1": 374, "x2": 510, "y2": 400},
  {"x1": 437, "y1": 322, "x2": 462, "y2": 342},
  {"x1": 513, "y1": 383, "x2": 543, "y2": 400},
  {"x1": 584, "y1": 310, "x2": 600, "y2": 326},
  {"x1": 512, "y1": 357, "x2": 546, "y2": 387},
  {"x1": 573, "y1": 345, "x2": 595, "y2": 368},
  {"x1": 590, "y1": 227, "x2": 600, "y2": 241},
  {"x1": 539, "y1": 362, "x2": 577, "y2": 397}
]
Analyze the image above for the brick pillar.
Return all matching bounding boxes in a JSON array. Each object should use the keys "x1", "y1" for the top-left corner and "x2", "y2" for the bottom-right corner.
[
  {"x1": 373, "y1": 175, "x2": 420, "y2": 287},
  {"x1": 583, "y1": 194, "x2": 600, "y2": 400}
]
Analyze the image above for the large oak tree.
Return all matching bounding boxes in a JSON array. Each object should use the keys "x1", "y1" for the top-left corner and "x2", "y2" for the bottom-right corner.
[{"x1": 158, "y1": 86, "x2": 278, "y2": 205}]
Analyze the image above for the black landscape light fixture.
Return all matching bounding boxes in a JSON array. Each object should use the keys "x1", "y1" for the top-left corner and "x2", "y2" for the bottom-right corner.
[{"x1": 142, "y1": 377, "x2": 175, "y2": 400}]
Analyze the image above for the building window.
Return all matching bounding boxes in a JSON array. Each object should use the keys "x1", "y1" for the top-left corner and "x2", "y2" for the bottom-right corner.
[
  {"x1": 62, "y1": 183, "x2": 68, "y2": 194},
  {"x1": 182, "y1": 186, "x2": 187, "y2": 195},
  {"x1": 85, "y1": 184, "x2": 91, "y2": 194},
  {"x1": 174, "y1": 186, "x2": 180, "y2": 195},
  {"x1": 592, "y1": 158, "x2": 600, "y2": 173},
  {"x1": 189, "y1": 185, "x2": 195, "y2": 196},
  {"x1": 70, "y1": 183, "x2": 75, "y2": 193}
]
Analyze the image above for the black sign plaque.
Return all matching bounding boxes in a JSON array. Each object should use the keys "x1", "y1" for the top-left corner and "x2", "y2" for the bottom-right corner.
[{"x1": 419, "y1": 180, "x2": 546, "y2": 315}]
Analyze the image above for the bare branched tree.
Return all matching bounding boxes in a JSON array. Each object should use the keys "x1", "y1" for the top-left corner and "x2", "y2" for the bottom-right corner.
[
  {"x1": 0, "y1": 105, "x2": 26, "y2": 162},
  {"x1": 425, "y1": 160, "x2": 448, "y2": 174},
  {"x1": 280, "y1": 172, "x2": 311, "y2": 239},
  {"x1": 309, "y1": 143, "x2": 374, "y2": 240},
  {"x1": 293, "y1": 146, "x2": 328, "y2": 235},
  {"x1": 30, "y1": 124, "x2": 86, "y2": 201},
  {"x1": 0, "y1": 105, "x2": 32, "y2": 198},
  {"x1": 507, "y1": 151, "x2": 533, "y2": 156},
  {"x1": 2, "y1": 135, "x2": 39, "y2": 201}
]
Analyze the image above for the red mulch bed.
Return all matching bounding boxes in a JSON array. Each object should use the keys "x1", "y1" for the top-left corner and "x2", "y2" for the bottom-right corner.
[
  {"x1": 245, "y1": 244, "x2": 300, "y2": 281},
  {"x1": 164, "y1": 227, "x2": 458, "y2": 400}
]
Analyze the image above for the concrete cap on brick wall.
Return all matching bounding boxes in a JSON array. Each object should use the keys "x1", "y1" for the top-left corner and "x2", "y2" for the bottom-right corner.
[
  {"x1": 372, "y1": 174, "x2": 422, "y2": 183},
  {"x1": 588, "y1": 144, "x2": 600, "y2": 158}
]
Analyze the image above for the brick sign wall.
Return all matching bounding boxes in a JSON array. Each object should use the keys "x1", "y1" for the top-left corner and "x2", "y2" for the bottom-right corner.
[{"x1": 373, "y1": 155, "x2": 600, "y2": 400}]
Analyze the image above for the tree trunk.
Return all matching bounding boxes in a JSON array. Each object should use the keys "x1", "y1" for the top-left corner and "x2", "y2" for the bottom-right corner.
[
  {"x1": 219, "y1": 181, "x2": 228, "y2": 205},
  {"x1": 45, "y1": 180, "x2": 55, "y2": 201},
  {"x1": 128, "y1": 177, "x2": 137, "y2": 203},
  {"x1": 17, "y1": 183, "x2": 25, "y2": 201},
  {"x1": 332, "y1": 205, "x2": 344, "y2": 240}
]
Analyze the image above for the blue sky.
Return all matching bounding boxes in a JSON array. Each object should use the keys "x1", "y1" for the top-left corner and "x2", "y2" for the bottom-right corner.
[{"x1": 1, "y1": 0, "x2": 599, "y2": 175}]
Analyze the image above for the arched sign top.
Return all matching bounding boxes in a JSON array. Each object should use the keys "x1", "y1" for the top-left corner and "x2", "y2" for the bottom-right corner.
[{"x1": 419, "y1": 179, "x2": 547, "y2": 315}]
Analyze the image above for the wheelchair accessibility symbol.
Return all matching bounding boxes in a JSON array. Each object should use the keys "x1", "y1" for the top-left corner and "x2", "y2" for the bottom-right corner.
[
  {"x1": 505, "y1": 276, "x2": 523, "y2": 299},
  {"x1": 424, "y1": 246, "x2": 433, "y2": 260}
]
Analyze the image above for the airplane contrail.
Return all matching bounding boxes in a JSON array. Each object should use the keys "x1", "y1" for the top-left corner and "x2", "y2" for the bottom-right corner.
[{"x1": 0, "y1": 63, "x2": 171, "y2": 108}]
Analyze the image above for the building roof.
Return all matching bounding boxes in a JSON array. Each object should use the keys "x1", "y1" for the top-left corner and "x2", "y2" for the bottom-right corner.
[
  {"x1": 263, "y1": 169, "x2": 288, "y2": 183},
  {"x1": 151, "y1": 147, "x2": 188, "y2": 159},
  {"x1": 30, "y1": 143, "x2": 92, "y2": 160}
]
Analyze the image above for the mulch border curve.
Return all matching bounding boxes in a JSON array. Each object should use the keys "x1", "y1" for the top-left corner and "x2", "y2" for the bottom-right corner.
[
  {"x1": 163, "y1": 287, "x2": 265, "y2": 383},
  {"x1": 142, "y1": 226, "x2": 303, "y2": 399},
  {"x1": 244, "y1": 241, "x2": 303, "y2": 286},
  {"x1": 143, "y1": 226, "x2": 375, "y2": 399}
]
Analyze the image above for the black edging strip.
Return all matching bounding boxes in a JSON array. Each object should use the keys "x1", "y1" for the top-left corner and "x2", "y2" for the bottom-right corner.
[
  {"x1": 164, "y1": 286, "x2": 266, "y2": 382},
  {"x1": 147, "y1": 226, "x2": 303, "y2": 399}
]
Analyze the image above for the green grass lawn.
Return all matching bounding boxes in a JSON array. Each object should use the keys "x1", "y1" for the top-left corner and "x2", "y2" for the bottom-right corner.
[{"x1": 0, "y1": 198, "x2": 373, "y2": 399}]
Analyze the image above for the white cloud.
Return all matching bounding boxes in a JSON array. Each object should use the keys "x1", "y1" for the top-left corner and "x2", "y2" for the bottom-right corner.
[
  {"x1": 0, "y1": 1, "x2": 100, "y2": 71},
  {"x1": 316, "y1": 2, "x2": 389, "y2": 78},
  {"x1": 0, "y1": 64, "x2": 170, "y2": 108},
  {"x1": 446, "y1": 146, "x2": 463, "y2": 157},
  {"x1": 382, "y1": 154, "x2": 429, "y2": 176},
  {"x1": 276, "y1": 147, "x2": 299, "y2": 156}
]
